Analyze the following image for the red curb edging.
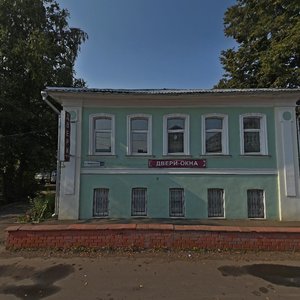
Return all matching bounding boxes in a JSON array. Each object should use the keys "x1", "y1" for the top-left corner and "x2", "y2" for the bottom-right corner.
[{"x1": 5, "y1": 224, "x2": 300, "y2": 251}]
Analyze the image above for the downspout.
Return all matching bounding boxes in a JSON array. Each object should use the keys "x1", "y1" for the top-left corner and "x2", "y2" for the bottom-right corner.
[
  {"x1": 296, "y1": 101, "x2": 300, "y2": 171},
  {"x1": 41, "y1": 91, "x2": 61, "y2": 216}
]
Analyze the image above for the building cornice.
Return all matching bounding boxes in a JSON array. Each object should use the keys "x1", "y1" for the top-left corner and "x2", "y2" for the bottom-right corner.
[{"x1": 45, "y1": 87, "x2": 300, "y2": 107}]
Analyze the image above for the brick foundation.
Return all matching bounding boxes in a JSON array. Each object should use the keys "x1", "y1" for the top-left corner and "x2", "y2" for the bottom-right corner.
[{"x1": 5, "y1": 224, "x2": 300, "y2": 251}]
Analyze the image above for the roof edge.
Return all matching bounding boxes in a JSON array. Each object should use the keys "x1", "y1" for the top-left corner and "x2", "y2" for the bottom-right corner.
[{"x1": 45, "y1": 87, "x2": 300, "y2": 95}]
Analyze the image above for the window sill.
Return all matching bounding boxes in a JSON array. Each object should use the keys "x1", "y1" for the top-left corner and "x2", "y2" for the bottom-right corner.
[
  {"x1": 200, "y1": 154, "x2": 232, "y2": 158},
  {"x1": 126, "y1": 155, "x2": 155, "y2": 158},
  {"x1": 87, "y1": 154, "x2": 117, "y2": 158},
  {"x1": 163, "y1": 154, "x2": 192, "y2": 158},
  {"x1": 240, "y1": 154, "x2": 271, "y2": 157}
]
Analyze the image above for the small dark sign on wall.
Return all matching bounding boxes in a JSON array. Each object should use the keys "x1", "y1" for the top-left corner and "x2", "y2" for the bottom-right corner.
[
  {"x1": 148, "y1": 159, "x2": 206, "y2": 168},
  {"x1": 64, "y1": 111, "x2": 71, "y2": 162}
]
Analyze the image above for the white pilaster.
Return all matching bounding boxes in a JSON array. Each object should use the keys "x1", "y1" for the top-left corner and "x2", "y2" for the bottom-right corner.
[
  {"x1": 275, "y1": 107, "x2": 300, "y2": 220},
  {"x1": 58, "y1": 106, "x2": 82, "y2": 220}
]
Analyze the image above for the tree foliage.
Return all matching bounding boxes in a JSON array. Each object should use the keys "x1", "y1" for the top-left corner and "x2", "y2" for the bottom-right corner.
[
  {"x1": 0, "y1": 0, "x2": 87, "y2": 203},
  {"x1": 216, "y1": 0, "x2": 300, "y2": 88}
]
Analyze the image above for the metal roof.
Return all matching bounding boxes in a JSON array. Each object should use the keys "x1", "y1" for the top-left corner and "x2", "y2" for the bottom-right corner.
[{"x1": 45, "y1": 87, "x2": 300, "y2": 95}]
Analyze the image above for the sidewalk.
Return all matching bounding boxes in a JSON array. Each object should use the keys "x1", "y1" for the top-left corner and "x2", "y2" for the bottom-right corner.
[
  {"x1": 42, "y1": 217, "x2": 300, "y2": 227},
  {"x1": 3, "y1": 202, "x2": 300, "y2": 251}
]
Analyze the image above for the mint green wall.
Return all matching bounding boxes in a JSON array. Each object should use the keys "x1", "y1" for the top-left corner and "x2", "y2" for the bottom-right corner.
[
  {"x1": 81, "y1": 107, "x2": 276, "y2": 169},
  {"x1": 80, "y1": 174, "x2": 278, "y2": 220}
]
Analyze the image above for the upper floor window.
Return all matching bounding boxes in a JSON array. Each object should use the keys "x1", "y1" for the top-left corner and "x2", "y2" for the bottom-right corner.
[
  {"x1": 240, "y1": 114, "x2": 268, "y2": 155},
  {"x1": 127, "y1": 115, "x2": 152, "y2": 155},
  {"x1": 89, "y1": 114, "x2": 115, "y2": 155},
  {"x1": 163, "y1": 114, "x2": 189, "y2": 155},
  {"x1": 202, "y1": 114, "x2": 228, "y2": 155}
]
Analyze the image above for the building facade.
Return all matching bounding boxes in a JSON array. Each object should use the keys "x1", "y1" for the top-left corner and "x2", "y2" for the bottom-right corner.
[{"x1": 44, "y1": 88, "x2": 300, "y2": 221}]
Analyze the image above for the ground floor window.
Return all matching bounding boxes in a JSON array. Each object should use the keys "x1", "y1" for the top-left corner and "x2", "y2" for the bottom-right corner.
[
  {"x1": 247, "y1": 189, "x2": 265, "y2": 218},
  {"x1": 169, "y1": 188, "x2": 185, "y2": 217},
  {"x1": 93, "y1": 188, "x2": 109, "y2": 217},
  {"x1": 131, "y1": 188, "x2": 147, "y2": 216},
  {"x1": 208, "y1": 188, "x2": 224, "y2": 218}
]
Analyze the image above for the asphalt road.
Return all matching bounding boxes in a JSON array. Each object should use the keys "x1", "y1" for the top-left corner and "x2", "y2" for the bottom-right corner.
[
  {"x1": 1, "y1": 203, "x2": 300, "y2": 300},
  {"x1": 1, "y1": 253, "x2": 300, "y2": 300}
]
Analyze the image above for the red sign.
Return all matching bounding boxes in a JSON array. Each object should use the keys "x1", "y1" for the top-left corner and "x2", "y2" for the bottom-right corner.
[
  {"x1": 64, "y1": 111, "x2": 71, "y2": 162},
  {"x1": 148, "y1": 159, "x2": 206, "y2": 168}
]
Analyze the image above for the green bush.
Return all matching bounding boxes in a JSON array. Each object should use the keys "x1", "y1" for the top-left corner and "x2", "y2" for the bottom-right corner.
[{"x1": 18, "y1": 193, "x2": 55, "y2": 223}]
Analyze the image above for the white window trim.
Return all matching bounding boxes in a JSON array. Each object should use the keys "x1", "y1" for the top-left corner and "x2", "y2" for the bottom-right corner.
[
  {"x1": 163, "y1": 114, "x2": 190, "y2": 156},
  {"x1": 127, "y1": 114, "x2": 152, "y2": 156},
  {"x1": 202, "y1": 114, "x2": 229, "y2": 155},
  {"x1": 239, "y1": 113, "x2": 268, "y2": 155},
  {"x1": 89, "y1": 113, "x2": 115, "y2": 155}
]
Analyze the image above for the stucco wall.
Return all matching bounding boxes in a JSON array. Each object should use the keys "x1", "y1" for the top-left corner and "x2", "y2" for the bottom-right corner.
[
  {"x1": 79, "y1": 174, "x2": 278, "y2": 219},
  {"x1": 81, "y1": 106, "x2": 276, "y2": 169}
]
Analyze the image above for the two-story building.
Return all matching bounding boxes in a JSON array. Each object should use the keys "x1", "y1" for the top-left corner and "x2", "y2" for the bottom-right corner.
[{"x1": 44, "y1": 88, "x2": 300, "y2": 221}]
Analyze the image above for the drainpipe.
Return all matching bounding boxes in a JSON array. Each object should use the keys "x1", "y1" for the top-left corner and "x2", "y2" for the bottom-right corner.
[{"x1": 41, "y1": 91, "x2": 61, "y2": 216}]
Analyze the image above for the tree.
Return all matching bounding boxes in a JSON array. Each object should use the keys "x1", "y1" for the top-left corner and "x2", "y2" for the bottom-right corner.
[
  {"x1": 215, "y1": 0, "x2": 300, "y2": 88},
  {"x1": 0, "y1": 0, "x2": 88, "y2": 203}
]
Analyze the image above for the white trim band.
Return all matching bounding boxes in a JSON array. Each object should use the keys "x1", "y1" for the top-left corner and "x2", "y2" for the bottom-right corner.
[{"x1": 81, "y1": 168, "x2": 278, "y2": 175}]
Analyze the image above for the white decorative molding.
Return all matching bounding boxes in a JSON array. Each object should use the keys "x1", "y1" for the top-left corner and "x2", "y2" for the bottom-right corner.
[
  {"x1": 127, "y1": 114, "x2": 152, "y2": 155},
  {"x1": 81, "y1": 168, "x2": 277, "y2": 175},
  {"x1": 201, "y1": 113, "x2": 229, "y2": 155},
  {"x1": 58, "y1": 106, "x2": 82, "y2": 220},
  {"x1": 280, "y1": 112, "x2": 296, "y2": 196},
  {"x1": 239, "y1": 113, "x2": 268, "y2": 155},
  {"x1": 275, "y1": 107, "x2": 300, "y2": 221},
  {"x1": 88, "y1": 113, "x2": 115, "y2": 156},
  {"x1": 163, "y1": 114, "x2": 190, "y2": 156}
]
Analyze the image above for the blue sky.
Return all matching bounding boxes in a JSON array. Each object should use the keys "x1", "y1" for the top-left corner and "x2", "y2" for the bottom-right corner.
[{"x1": 58, "y1": 0, "x2": 237, "y2": 89}]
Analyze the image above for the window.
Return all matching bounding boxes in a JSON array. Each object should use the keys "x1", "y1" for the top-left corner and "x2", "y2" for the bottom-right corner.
[
  {"x1": 127, "y1": 115, "x2": 152, "y2": 155},
  {"x1": 240, "y1": 114, "x2": 268, "y2": 155},
  {"x1": 169, "y1": 188, "x2": 185, "y2": 217},
  {"x1": 247, "y1": 189, "x2": 265, "y2": 218},
  {"x1": 202, "y1": 114, "x2": 228, "y2": 155},
  {"x1": 208, "y1": 189, "x2": 225, "y2": 218},
  {"x1": 89, "y1": 114, "x2": 115, "y2": 155},
  {"x1": 163, "y1": 114, "x2": 189, "y2": 155},
  {"x1": 93, "y1": 188, "x2": 109, "y2": 217},
  {"x1": 131, "y1": 188, "x2": 147, "y2": 216}
]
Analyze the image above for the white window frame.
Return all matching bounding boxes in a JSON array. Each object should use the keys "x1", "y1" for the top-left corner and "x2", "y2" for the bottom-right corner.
[
  {"x1": 163, "y1": 114, "x2": 190, "y2": 156},
  {"x1": 240, "y1": 113, "x2": 268, "y2": 155},
  {"x1": 127, "y1": 114, "x2": 152, "y2": 156},
  {"x1": 202, "y1": 114, "x2": 229, "y2": 155},
  {"x1": 89, "y1": 113, "x2": 115, "y2": 155},
  {"x1": 247, "y1": 189, "x2": 266, "y2": 219}
]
